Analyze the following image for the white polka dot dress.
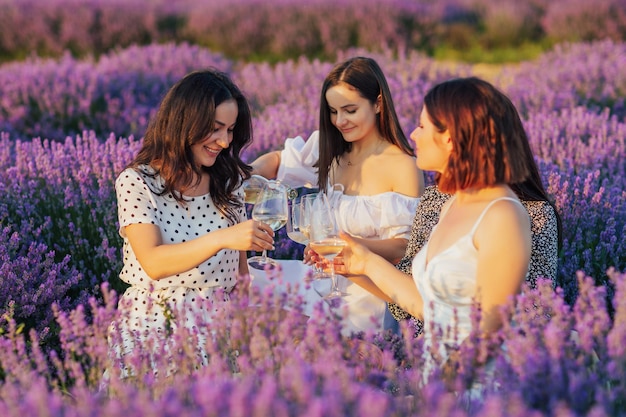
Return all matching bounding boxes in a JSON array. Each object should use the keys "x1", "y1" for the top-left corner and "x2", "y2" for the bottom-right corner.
[{"x1": 110, "y1": 166, "x2": 246, "y2": 367}]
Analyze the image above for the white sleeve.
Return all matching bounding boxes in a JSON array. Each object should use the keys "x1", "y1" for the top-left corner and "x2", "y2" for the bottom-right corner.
[{"x1": 276, "y1": 130, "x2": 319, "y2": 189}]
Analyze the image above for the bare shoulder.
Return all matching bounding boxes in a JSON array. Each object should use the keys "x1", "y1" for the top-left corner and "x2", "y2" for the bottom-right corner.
[
  {"x1": 375, "y1": 151, "x2": 418, "y2": 196},
  {"x1": 383, "y1": 147, "x2": 419, "y2": 196},
  {"x1": 477, "y1": 198, "x2": 531, "y2": 241}
]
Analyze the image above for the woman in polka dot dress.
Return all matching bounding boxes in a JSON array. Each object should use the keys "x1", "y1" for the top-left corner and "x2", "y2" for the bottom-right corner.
[{"x1": 110, "y1": 69, "x2": 275, "y2": 371}]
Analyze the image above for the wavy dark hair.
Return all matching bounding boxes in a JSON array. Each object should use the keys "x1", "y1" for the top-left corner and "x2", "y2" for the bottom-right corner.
[
  {"x1": 425, "y1": 76, "x2": 562, "y2": 249},
  {"x1": 127, "y1": 69, "x2": 252, "y2": 223},
  {"x1": 317, "y1": 56, "x2": 414, "y2": 192}
]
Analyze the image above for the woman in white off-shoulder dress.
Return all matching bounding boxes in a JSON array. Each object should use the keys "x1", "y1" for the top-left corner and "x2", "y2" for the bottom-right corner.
[{"x1": 251, "y1": 57, "x2": 424, "y2": 335}]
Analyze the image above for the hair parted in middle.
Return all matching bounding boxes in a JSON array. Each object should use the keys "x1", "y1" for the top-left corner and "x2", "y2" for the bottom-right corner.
[
  {"x1": 128, "y1": 68, "x2": 253, "y2": 223},
  {"x1": 317, "y1": 56, "x2": 414, "y2": 192}
]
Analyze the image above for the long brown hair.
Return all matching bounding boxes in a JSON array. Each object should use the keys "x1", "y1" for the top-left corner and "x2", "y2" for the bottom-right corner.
[
  {"x1": 127, "y1": 69, "x2": 252, "y2": 223},
  {"x1": 317, "y1": 57, "x2": 413, "y2": 192}
]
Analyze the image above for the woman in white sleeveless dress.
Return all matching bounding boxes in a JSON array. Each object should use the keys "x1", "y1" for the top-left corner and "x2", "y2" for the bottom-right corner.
[
  {"x1": 251, "y1": 57, "x2": 424, "y2": 335},
  {"x1": 337, "y1": 77, "x2": 537, "y2": 387}
]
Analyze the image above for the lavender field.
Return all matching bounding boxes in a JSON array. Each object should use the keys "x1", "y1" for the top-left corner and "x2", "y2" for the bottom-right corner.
[{"x1": 0, "y1": 10, "x2": 625, "y2": 417}]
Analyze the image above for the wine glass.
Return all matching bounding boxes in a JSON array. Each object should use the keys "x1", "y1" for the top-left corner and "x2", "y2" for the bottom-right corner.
[
  {"x1": 308, "y1": 191, "x2": 348, "y2": 299},
  {"x1": 299, "y1": 193, "x2": 329, "y2": 280},
  {"x1": 286, "y1": 201, "x2": 309, "y2": 246},
  {"x1": 247, "y1": 180, "x2": 289, "y2": 270}
]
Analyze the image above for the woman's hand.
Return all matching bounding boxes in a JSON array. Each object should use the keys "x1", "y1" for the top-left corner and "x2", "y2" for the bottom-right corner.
[
  {"x1": 304, "y1": 245, "x2": 333, "y2": 271},
  {"x1": 222, "y1": 219, "x2": 275, "y2": 252},
  {"x1": 334, "y1": 232, "x2": 371, "y2": 276}
]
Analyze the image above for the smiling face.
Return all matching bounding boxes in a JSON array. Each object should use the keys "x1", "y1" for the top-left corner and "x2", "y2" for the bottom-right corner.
[
  {"x1": 325, "y1": 82, "x2": 380, "y2": 143},
  {"x1": 410, "y1": 106, "x2": 451, "y2": 173},
  {"x1": 191, "y1": 99, "x2": 238, "y2": 168}
]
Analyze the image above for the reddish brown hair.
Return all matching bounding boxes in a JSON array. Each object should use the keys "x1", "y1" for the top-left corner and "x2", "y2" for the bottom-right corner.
[{"x1": 424, "y1": 77, "x2": 531, "y2": 194}]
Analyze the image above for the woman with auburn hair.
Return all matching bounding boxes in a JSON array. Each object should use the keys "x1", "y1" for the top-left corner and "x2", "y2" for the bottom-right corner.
[
  {"x1": 387, "y1": 180, "x2": 561, "y2": 335},
  {"x1": 336, "y1": 77, "x2": 540, "y2": 385}
]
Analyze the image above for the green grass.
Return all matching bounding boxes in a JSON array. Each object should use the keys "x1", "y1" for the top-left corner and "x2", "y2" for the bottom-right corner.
[{"x1": 432, "y1": 42, "x2": 551, "y2": 64}]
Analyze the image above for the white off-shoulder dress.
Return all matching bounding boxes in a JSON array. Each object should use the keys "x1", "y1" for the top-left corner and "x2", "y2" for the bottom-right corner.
[{"x1": 277, "y1": 131, "x2": 419, "y2": 335}]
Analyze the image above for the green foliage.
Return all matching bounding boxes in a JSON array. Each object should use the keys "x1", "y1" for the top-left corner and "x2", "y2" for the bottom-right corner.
[{"x1": 433, "y1": 41, "x2": 549, "y2": 64}]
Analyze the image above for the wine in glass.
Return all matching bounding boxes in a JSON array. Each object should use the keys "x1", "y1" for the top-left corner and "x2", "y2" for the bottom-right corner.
[
  {"x1": 247, "y1": 180, "x2": 289, "y2": 270},
  {"x1": 308, "y1": 192, "x2": 348, "y2": 298},
  {"x1": 243, "y1": 175, "x2": 298, "y2": 204},
  {"x1": 299, "y1": 193, "x2": 330, "y2": 280},
  {"x1": 286, "y1": 201, "x2": 309, "y2": 245},
  {"x1": 242, "y1": 174, "x2": 268, "y2": 204}
]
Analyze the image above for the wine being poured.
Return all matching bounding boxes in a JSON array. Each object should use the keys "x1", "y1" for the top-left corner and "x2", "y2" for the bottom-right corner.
[{"x1": 243, "y1": 174, "x2": 297, "y2": 204}]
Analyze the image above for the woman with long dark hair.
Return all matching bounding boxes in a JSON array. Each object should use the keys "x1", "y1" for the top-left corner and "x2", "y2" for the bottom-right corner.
[
  {"x1": 111, "y1": 69, "x2": 275, "y2": 367},
  {"x1": 251, "y1": 57, "x2": 424, "y2": 334}
]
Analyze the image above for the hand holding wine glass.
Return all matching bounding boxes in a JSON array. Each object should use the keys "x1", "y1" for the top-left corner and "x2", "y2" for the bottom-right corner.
[
  {"x1": 247, "y1": 180, "x2": 289, "y2": 270},
  {"x1": 308, "y1": 191, "x2": 348, "y2": 299}
]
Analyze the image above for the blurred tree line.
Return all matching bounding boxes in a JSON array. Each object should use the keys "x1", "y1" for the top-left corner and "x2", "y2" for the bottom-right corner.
[{"x1": 1, "y1": 0, "x2": 625, "y2": 64}]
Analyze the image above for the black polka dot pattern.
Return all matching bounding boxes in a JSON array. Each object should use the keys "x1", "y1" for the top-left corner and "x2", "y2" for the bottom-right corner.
[
  {"x1": 115, "y1": 166, "x2": 241, "y2": 291},
  {"x1": 111, "y1": 167, "x2": 244, "y2": 361}
]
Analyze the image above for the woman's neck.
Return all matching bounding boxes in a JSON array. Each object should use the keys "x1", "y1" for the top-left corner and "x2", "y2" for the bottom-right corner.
[
  {"x1": 185, "y1": 172, "x2": 210, "y2": 196},
  {"x1": 350, "y1": 133, "x2": 385, "y2": 155}
]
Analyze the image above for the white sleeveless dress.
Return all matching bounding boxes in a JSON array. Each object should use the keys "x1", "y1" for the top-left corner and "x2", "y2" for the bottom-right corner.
[
  {"x1": 277, "y1": 131, "x2": 420, "y2": 335},
  {"x1": 412, "y1": 196, "x2": 526, "y2": 381}
]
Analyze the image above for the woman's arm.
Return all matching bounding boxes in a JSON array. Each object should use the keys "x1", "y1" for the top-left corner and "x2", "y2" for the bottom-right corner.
[
  {"x1": 304, "y1": 237, "x2": 408, "y2": 270},
  {"x1": 239, "y1": 251, "x2": 249, "y2": 276},
  {"x1": 337, "y1": 233, "x2": 425, "y2": 319},
  {"x1": 125, "y1": 220, "x2": 275, "y2": 280},
  {"x1": 349, "y1": 236, "x2": 408, "y2": 264},
  {"x1": 250, "y1": 132, "x2": 320, "y2": 188},
  {"x1": 474, "y1": 200, "x2": 531, "y2": 334},
  {"x1": 345, "y1": 274, "x2": 394, "y2": 303},
  {"x1": 250, "y1": 150, "x2": 281, "y2": 179}
]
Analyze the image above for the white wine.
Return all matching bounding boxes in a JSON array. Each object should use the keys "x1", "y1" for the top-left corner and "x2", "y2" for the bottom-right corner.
[
  {"x1": 287, "y1": 231, "x2": 309, "y2": 245},
  {"x1": 244, "y1": 187, "x2": 262, "y2": 204},
  {"x1": 254, "y1": 214, "x2": 287, "y2": 231},
  {"x1": 242, "y1": 175, "x2": 268, "y2": 204},
  {"x1": 310, "y1": 238, "x2": 346, "y2": 260},
  {"x1": 299, "y1": 226, "x2": 311, "y2": 240},
  {"x1": 242, "y1": 175, "x2": 297, "y2": 204}
]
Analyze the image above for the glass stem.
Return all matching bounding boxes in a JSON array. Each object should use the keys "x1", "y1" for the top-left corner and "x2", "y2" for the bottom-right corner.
[{"x1": 330, "y1": 264, "x2": 338, "y2": 293}]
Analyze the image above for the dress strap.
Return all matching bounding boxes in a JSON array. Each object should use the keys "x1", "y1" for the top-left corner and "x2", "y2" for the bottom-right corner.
[{"x1": 469, "y1": 197, "x2": 524, "y2": 236}]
